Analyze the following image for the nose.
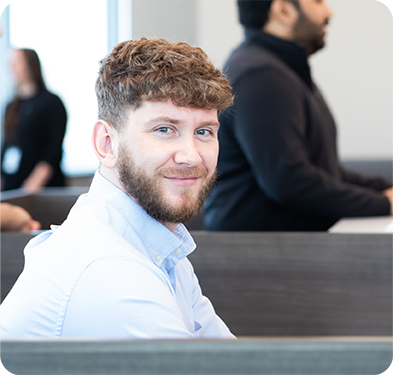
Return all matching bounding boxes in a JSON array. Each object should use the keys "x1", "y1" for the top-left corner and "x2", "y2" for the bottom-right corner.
[
  {"x1": 173, "y1": 138, "x2": 203, "y2": 167},
  {"x1": 325, "y1": 1, "x2": 334, "y2": 19}
]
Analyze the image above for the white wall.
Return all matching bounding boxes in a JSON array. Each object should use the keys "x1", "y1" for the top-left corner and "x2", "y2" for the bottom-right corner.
[
  {"x1": 132, "y1": 0, "x2": 197, "y2": 44},
  {"x1": 196, "y1": 0, "x2": 243, "y2": 68},
  {"x1": 131, "y1": 0, "x2": 240, "y2": 67},
  {"x1": 196, "y1": 0, "x2": 393, "y2": 161},
  {"x1": 311, "y1": 0, "x2": 392, "y2": 160}
]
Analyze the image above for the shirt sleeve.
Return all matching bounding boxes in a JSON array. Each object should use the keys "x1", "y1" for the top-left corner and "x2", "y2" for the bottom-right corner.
[
  {"x1": 61, "y1": 256, "x2": 202, "y2": 339},
  {"x1": 339, "y1": 166, "x2": 392, "y2": 192},
  {"x1": 40, "y1": 95, "x2": 67, "y2": 166},
  {"x1": 231, "y1": 68, "x2": 390, "y2": 218}
]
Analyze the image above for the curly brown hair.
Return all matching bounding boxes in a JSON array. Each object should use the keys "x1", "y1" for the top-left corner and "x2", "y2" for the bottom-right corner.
[{"x1": 95, "y1": 38, "x2": 233, "y2": 131}]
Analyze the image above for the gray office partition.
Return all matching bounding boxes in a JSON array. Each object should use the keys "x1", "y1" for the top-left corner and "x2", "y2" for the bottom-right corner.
[
  {"x1": 1, "y1": 337, "x2": 392, "y2": 375},
  {"x1": 189, "y1": 232, "x2": 392, "y2": 337},
  {"x1": 1, "y1": 233, "x2": 32, "y2": 301}
]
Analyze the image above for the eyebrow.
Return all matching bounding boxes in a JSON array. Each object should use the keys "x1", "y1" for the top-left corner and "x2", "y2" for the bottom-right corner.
[{"x1": 146, "y1": 116, "x2": 220, "y2": 127}]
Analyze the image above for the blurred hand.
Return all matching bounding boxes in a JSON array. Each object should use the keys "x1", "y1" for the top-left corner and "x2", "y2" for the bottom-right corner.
[
  {"x1": 1, "y1": 203, "x2": 41, "y2": 233},
  {"x1": 383, "y1": 187, "x2": 393, "y2": 214}
]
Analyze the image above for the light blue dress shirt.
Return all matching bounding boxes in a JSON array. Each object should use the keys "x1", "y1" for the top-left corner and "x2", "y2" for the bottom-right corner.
[{"x1": 0, "y1": 172, "x2": 235, "y2": 339}]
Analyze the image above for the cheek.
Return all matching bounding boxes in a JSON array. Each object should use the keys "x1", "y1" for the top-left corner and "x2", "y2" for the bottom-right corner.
[
  {"x1": 204, "y1": 142, "x2": 219, "y2": 173},
  {"x1": 309, "y1": 8, "x2": 325, "y2": 25},
  {"x1": 133, "y1": 142, "x2": 173, "y2": 172},
  {"x1": 11, "y1": 63, "x2": 21, "y2": 78}
]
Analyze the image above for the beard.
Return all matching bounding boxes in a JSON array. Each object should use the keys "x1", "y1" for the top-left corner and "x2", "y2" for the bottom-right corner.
[
  {"x1": 292, "y1": 11, "x2": 329, "y2": 55},
  {"x1": 117, "y1": 145, "x2": 216, "y2": 225}
]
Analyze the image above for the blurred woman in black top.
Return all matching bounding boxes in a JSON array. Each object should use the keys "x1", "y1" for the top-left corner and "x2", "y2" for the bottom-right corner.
[{"x1": 1, "y1": 48, "x2": 67, "y2": 192}]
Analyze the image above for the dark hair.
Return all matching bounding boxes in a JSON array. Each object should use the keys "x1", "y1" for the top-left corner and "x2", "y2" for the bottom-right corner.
[
  {"x1": 4, "y1": 49, "x2": 46, "y2": 141},
  {"x1": 237, "y1": 0, "x2": 300, "y2": 29},
  {"x1": 22, "y1": 49, "x2": 46, "y2": 90},
  {"x1": 95, "y1": 37, "x2": 233, "y2": 131}
]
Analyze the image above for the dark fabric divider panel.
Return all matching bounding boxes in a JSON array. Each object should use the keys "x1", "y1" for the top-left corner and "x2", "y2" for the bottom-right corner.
[
  {"x1": 1, "y1": 233, "x2": 33, "y2": 301},
  {"x1": 189, "y1": 232, "x2": 393, "y2": 337},
  {"x1": 1, "y1": 187, "x2": 88, "y2": 229},
  {"x1": 185, "y1": 210, "x2": 205, "y2": 230},
  {"x1": 65, "y1": 174, "x2": 93, "y2": 187},
  {"x1": 1, "y1": 338, "x2": 391, "y2": 375}
]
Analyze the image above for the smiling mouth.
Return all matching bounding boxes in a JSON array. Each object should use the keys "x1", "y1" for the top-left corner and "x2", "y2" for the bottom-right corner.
[
  {"x1": 165, "y1": 176, "x2": 198, "y2": 180},
  {"x1": 164, "y1": 176, "x2": 200, "y2": 186},
  {"x1": 159, "y1": 167, "x2": 208, "y2": 181}
]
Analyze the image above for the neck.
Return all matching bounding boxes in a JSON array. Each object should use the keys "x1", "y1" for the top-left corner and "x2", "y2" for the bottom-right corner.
[
  {"x1": 261, "y1": 27, "x2": 310, "y2": 56},
  {"x1": 263, "y1": 22, "x2": 293, "y2": 42},
  {"x1": 100, "y1": 165, "x2": 121, "y2": 188},
  {"x1": 162, "y1": 222, "x2": 178, "y2": 233}
]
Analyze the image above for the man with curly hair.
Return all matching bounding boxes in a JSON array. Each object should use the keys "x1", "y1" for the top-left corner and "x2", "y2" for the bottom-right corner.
[{"x1": 0, "y1": 38, "x2": 234, "y2": 339}]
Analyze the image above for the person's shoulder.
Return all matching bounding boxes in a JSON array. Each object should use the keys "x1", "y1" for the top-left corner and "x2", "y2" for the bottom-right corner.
[
  {"x1": 38, "y1": 89, "x2": 66, "y2": 108},
  {"x1": 227, "y1": 38, "x2": 279, "y2": 66},
  {"x1": 224, "y1": 41, "x2": 286, "y2": 86},
  {"x1": 24, "y1": 205, "x2": 149, "y2": 272},
  {"x1": 53, "y1": 213, "x2": 134, "y2": 260}
]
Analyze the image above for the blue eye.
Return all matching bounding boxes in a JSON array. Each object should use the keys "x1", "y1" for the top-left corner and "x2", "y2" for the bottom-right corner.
[
  {"x1": 196, "y1": 129, "x2": 211, "y2": 136},
  {"x1": 157, "y1": 127, "x2": 172, "y2": 133}
]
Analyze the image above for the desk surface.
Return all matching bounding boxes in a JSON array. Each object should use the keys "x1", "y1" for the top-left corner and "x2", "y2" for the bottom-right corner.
[{"x1": 328, "y1": 216, "x2": 393, "y2": 233}]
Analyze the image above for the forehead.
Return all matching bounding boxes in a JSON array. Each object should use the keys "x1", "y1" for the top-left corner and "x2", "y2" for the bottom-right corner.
[
  {"x1": 12, "y1": 49, "x2": 24, "y2": 61},
  {"x1": 126, "y1": 100, "x2": 219, "y2": 127}
]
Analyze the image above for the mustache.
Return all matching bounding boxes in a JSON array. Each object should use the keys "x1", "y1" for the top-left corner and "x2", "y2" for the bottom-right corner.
[{"x1": 158, "y1": 167, "x2": 209, "y2": 179}]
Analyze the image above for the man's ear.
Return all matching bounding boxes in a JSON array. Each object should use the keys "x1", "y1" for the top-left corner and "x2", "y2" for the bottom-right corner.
[
  {"x1": 269, "y1": 0, "x2": 298, "y2": 27},
  {"x1": 92, "y1": 120, "x2": 118, "y2": 169}
]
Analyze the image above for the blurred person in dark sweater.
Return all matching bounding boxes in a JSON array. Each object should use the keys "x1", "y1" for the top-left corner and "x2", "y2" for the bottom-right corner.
[{"x1": 204, "y1": 0, "x2": 392, "y2": 231}]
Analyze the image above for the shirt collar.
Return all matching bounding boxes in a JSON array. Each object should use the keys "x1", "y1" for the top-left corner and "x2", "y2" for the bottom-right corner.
[
  {"x1": 244, "y1": 28, "x2": 313, "y2": 90},
  {"x1": 87, "y1": 171, "x2": 197, "y2": 271}
]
